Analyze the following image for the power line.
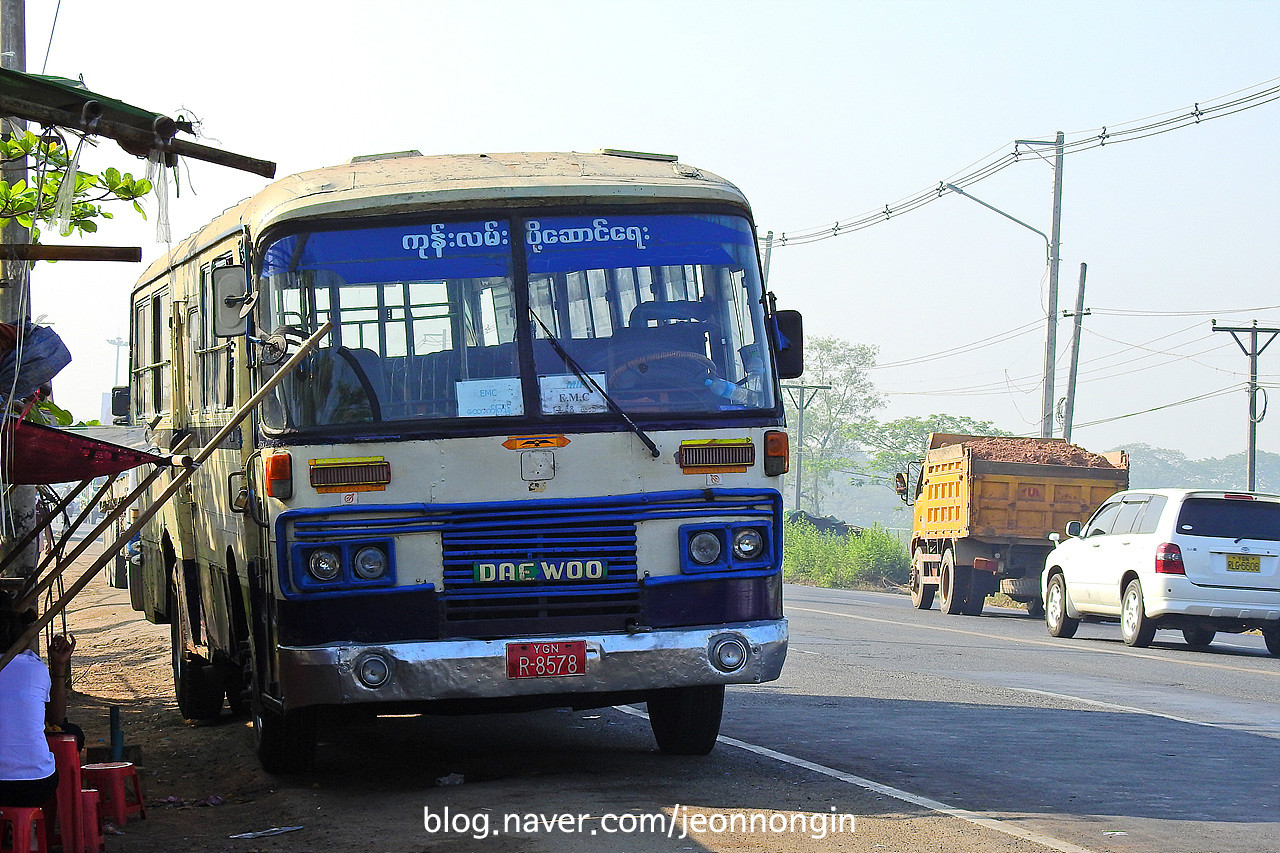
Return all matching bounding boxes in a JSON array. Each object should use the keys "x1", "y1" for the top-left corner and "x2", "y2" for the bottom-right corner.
[
  {"x1": 765, "y1": 77, "x2": 1280, "y2": 248},
  {"x1": 1070, "y1": 384, "x2": 1243, "y2": 430}
]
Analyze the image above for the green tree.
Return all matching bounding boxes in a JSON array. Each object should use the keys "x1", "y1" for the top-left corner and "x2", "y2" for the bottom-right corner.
[
  {"x1": 0, "y1": 129, "x2": 151, "y2": 241},
  {"x1": 782, "y1": 336, "x2": 883, "y2": 513},
  {"x1": 847, "y1": 414, "x2": 1013, "y2": 483}
]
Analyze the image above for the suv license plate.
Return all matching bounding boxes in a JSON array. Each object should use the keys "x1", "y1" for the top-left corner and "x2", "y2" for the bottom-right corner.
[
  {"x1": 1226, "y1": 554, "x2": 1261, "y2": 573},
  {"x1": 506, "y1": 641, "x2": 587, "y2": 679}
]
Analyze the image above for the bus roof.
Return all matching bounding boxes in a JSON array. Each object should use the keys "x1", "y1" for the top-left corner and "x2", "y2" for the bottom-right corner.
[{"x1": 138, "y1": 151, "x2": 751, "y2": 285}]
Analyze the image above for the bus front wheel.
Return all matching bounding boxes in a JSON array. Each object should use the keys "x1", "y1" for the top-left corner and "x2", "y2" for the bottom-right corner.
[
  {"x1": 646, "y1": 684, "x2": 724, "y2": 756},
  {"x1": 253, "y1": 702, "x2": 317, "y2": 774}
]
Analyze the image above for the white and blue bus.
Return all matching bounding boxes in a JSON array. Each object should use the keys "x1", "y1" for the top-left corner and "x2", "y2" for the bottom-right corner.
[{"x1": 121, "y1": 150, "x2": 803, "y2": 771}]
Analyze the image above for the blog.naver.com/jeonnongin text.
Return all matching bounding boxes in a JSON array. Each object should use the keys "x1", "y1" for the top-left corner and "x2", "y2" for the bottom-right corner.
[{"x1": 423, "y1": 804, "x2": 856, "y2": 841}]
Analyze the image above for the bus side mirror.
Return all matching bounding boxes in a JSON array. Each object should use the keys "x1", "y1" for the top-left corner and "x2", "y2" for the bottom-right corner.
[
  {"x1": 110, "y1": 386, "x2": 130, "y2": 418},
  {"x1": 774, "y1": 310, "x2": 803, "y2": 379},
  {"x1": 212, "y1": 265, "x2": 251, "y2": 337}
]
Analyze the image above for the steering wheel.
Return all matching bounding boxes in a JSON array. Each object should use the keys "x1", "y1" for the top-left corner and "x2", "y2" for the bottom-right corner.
[{"x1": 607, "y1": 350, "x2": 718, "y2": 399}]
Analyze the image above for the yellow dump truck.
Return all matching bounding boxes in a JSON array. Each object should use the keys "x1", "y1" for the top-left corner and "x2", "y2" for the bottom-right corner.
[{"x1": 898, "y1": 434, "x2": 1128, "y2": 617}]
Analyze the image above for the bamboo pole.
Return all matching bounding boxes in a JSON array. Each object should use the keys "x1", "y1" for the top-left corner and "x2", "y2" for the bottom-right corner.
[
  {"x1": 0, "y1": 477, "x2": 91, "y2": 575},
  {"x1": 16, "y1": 460, "x2": 180, "y2": 607},
  {"x1": 1, "y1": 322, "x2": 332, "y2": 672}
]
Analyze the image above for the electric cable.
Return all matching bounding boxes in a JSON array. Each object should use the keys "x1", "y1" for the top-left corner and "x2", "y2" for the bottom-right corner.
[{"x1": 765, "y1": 78, "x2": 1280, "y2": 248}]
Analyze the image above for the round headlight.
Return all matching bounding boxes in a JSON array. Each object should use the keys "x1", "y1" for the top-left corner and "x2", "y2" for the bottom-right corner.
[
  {"x1": 733, "y1": 528, "x2": 765, "y2": 560},
  {"x1": 308, "y1": 548, "x2": 342, "y2": 582},
  {"x1": 353, "y1": 546, "x2": 388, "y2": 580},
  {"x1": 356, "y1": 654, "x2": 390, "y2": 688},
  {"x1": 689, "y1": 531, "x2": 722, "y2": 565}
]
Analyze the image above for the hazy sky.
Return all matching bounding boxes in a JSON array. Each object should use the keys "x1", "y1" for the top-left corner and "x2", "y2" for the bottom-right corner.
[{"x1": 22, "y1": 0, "x2": 1280, "y2": 465}]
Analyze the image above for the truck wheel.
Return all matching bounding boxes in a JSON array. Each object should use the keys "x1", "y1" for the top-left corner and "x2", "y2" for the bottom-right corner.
[
  {"x1": 963, "y1": 589, "x2": 985, "y2": 616},
  {"x1": 1121, "y1": 579, "x2": 1156, "y2": 648},
  {"x1": 910, "y1": 553, "x2": 934, "y2": 610},
  {"x1": 1026, "y1": 598, "x2": 1045, "y2": 619},
  {"x1": 1044, "y1": 573, "x2": 1078, "y2": 638},
  {"x1": 939, "y1": 551, "x2": 970, "y2": 615},
  {"x1": 171, "y1": 585, "x2": 224, "y2": 721},
  {"x1": 647, "y1": 685, "x2": 724, "y2": 755},
  {"x1": 254, "y1": 703, "x2": 317, "y2": 773}
]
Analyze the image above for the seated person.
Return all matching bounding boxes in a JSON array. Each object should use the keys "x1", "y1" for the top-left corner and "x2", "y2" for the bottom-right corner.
[{"x1": 0, "y1": 598, "x2": 76, "y2": 807}]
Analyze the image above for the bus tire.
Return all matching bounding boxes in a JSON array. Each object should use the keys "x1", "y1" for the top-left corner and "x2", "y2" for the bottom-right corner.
[
  {"x1": 171, "y1": 596, "x2": 225, "y2": 722},
  {"x1": 647, "y1": 685, "x2": 724, "y2": 756},
  {"x1": 254, "y1": 703, "x2": 317, "y2": 774}
]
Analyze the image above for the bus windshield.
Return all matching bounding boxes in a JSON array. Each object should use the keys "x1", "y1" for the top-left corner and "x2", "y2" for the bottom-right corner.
[{"x1": 256, "y1": 212, "x2": 775, "y2": 433}]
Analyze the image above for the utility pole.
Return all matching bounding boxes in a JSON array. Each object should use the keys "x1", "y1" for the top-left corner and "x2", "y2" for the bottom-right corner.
[
  {"x1": 782, "y1": 383, "x2": 829, "y2": 512},
  {"x1": 1211, "y1": 320, "x2": 1278, "y2": 491},
  {"x1": 947, "y1": 129, "x2": 1064, "y2": 438},
  {"x1": 1061, "y1": 262, "x2": 1089, "y2": 444},
  {"x1": 1, "y1": 0, "x2": 38, "y2": 579}
]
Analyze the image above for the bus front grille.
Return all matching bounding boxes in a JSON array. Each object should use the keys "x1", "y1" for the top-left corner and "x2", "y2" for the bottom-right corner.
[{"x1": 441, "y1": 517, "x2": 640, "y2": 631}]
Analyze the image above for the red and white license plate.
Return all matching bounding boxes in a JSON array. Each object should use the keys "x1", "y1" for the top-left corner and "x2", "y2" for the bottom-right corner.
[{"x1": 506, "y1": 640, "x2": 587, "y2": 679}]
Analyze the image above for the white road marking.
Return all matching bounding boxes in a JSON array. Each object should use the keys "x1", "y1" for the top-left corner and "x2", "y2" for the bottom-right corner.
[
  {"x1": 614, "y1": 704, "x2": 1097, "y2": 853},
  {"x1": 789, "y1": 604, "x2": 1280, "y2": 678}
]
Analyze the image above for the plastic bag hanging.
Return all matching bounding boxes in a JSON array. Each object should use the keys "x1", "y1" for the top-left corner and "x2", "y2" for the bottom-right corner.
[
  {"x1": 52, "y1": 137, "x2": 85, "y2": 237},
  {"x1": 146, "y1": 151, "x2": 171, "y2": 243}
]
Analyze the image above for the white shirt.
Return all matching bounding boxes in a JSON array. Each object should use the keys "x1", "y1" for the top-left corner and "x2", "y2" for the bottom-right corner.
[{"x1": 0, "y1": 649, "x2": 56, "y2": 781}]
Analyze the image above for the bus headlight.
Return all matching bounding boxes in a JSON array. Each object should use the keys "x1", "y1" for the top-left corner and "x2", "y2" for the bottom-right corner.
[
  {"x1": 308, "y1": 548, "x2": 342, "y2": 582},
  {"x1": 689, "y1": 531, "x2": 722, "y2": 565},
  {"x1": 353, "y1": 546, "x2": 388, "y2": 580},
  {"x1": 732, "y1": 528, "x2": 765, "y2": 561}
]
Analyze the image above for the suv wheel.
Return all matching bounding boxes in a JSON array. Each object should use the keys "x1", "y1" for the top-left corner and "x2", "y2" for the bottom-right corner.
[
  {"x1": 1045, "y1": 573, "x2": 1079, "y2": 638},
  {"x1": 1121, "y1": 579, "x2": 1156, "y2": 648}
]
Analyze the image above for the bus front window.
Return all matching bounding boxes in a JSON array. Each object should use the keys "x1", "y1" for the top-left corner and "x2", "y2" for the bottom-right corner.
[
  {"x1": 527, "y1": 213, "x2": 775, "y2": 415},
  {"x1": 257, "y1": 221, "x2": 519, "y2": 431}
]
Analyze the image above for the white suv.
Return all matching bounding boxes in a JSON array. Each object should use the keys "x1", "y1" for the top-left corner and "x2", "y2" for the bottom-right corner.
[{"x1": 1042, "y1": 489, "x2": 1280, "y2": 654}]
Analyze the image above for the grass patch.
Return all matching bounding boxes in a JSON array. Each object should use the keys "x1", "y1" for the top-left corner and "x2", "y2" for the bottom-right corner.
[{"x1": 782, "y1": 520, "x2": 910, "y2": 590}]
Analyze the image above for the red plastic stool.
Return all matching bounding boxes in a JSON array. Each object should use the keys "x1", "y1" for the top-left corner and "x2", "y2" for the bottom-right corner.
[
  {"x1": 43, "y1": 735, "x2": 83, "y2": 853},
  {"x1": 0, "y1": 806, "x2": 49, "y2": 853},
  {"x1": 77, "y1": 791, "x2": 102, "y2": 853},
  {"x1": 79, "y1": 763, "x2": 145, "y2": 826}
]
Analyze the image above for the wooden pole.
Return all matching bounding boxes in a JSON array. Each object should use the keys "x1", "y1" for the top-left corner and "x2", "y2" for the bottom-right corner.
[
  {"x1": 0, "y1": 477, "x2": 90, "y2": 575},
  {"x1": 1, "y1": 322, "x2": 332, "y2": 672}
]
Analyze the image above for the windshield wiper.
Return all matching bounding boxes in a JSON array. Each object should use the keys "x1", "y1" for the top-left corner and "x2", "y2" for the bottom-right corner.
[{"x1": 529, "y1": 311, "x2": 660, "y2": 458}]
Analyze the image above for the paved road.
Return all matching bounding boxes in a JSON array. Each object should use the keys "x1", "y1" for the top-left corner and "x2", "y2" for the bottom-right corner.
[{"x1": 721, "y1": 584, "x2": 1280, "y2": 853}]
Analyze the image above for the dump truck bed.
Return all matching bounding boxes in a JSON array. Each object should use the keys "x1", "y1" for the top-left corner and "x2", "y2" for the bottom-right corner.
[{"x1": 913, "y1": 434, "x2": 1129, "y2": 546}]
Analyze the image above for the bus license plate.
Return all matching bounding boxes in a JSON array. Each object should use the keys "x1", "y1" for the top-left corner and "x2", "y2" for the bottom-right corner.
[
  {"x1": 506, "y1": 641, "x2": 587, "y2": 679},
  {"x1": 1226, "y1": 554, "x2": 1261, "y2": 573}
]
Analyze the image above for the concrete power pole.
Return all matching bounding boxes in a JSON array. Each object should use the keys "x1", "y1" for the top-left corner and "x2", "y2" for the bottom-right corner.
[
  {"x1": 783, "y1": 383, "x2": 829, "y2": 512},
  {"x1": 1211, "y1": 320, "x2": 1279, "y2": 491},
  {"x1": 1, "y1": 0, "x2": 38, "y2": 579},
  {"x1": 1061, "y1": 262, "x2": 1089, "y2": 444},
  {"x1": 1040, "y1": 131, "x2": 1065, "y2": 439}
]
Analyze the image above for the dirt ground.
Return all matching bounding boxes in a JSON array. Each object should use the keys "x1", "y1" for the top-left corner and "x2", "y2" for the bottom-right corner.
[{"x1": 45, "y1": 538, "x2": 1059, "y2": 853}]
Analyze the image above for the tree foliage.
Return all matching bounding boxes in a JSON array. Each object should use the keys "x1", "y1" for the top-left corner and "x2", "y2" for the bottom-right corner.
[
  {"x1": 0, "y1": 129, "x2": 151, "y2": 242},
  {"x1": 783, "y1": 336, "x2": 883, "y2": 513},
  {"x1": 847, "y1": 413, "x2": 1013, "y2": 480}
]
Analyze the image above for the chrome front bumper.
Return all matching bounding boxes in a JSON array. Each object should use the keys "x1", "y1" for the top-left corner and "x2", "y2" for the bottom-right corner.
[{"x1": 276, "y1": 619, "x2": 788, "y2": 711}]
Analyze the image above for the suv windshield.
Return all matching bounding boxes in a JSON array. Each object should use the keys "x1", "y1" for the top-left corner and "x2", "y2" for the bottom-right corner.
[
  {"x1": 1176, "y1": 498, "x2": 1280, "y2": 541},
  {"x1": 255, "y1": 212, "x2": 774, "y2": 433}
]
